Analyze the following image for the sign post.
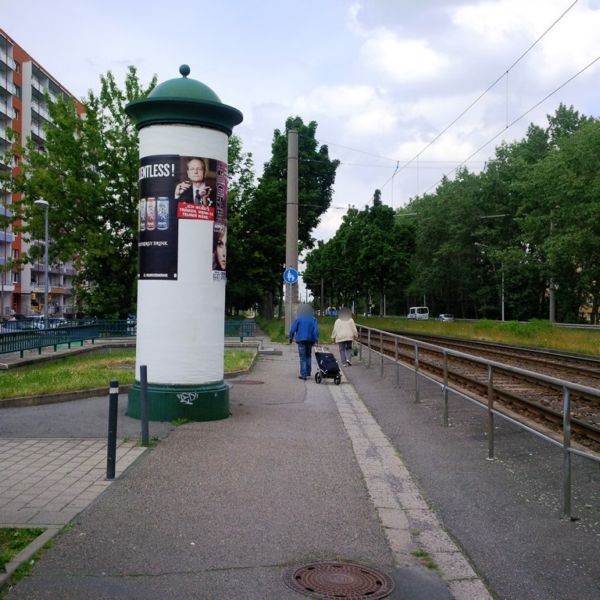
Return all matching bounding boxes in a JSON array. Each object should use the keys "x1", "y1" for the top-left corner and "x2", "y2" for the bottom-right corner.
[
  {"x1": 283, "y1": 268, "x2": 299, "y2": 333},
  {"x1": 125, "y1": 65, "x2": 242, "y2": 422}
]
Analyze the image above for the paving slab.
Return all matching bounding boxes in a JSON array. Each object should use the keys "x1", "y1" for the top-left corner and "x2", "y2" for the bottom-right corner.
[
  {"x1": 6, "y1": 343, "x2": 458, "y2": 599},
  {"x1": 0, "y1": 439, "x2": 145, "y2": 526}
]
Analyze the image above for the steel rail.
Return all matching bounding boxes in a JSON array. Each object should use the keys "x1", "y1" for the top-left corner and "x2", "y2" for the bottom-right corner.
[{"x1": 357, "y1": 324, "x2": 600, "y2": 520}]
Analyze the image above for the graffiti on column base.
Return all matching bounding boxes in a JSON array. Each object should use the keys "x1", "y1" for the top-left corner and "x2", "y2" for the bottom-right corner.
[{"x1": 177, "y1": 392, "x2": 198, "y2": 405}]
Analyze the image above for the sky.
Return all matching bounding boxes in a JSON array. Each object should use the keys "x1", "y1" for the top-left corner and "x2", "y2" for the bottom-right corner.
[{"x1": 2, "y1": 0, "x2": 599, "y2": 246}]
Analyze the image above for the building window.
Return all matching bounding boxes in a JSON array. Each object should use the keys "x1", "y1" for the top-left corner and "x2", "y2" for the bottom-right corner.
[
  {"x1": 15, "y1": 62, "x2": 20, "y2": 73},
  {"x1": 14, "y1": 85, "x2": 21, "y2": 99},
  {"x1": 14, "y1": 108, "x2": 19, "y2": 120},
  {"x1": 11, "y1": 271, "x2": 20, "y2": 284},
  {"x1": 12, "y1": 249, "x2": 18, "y2": 260}
]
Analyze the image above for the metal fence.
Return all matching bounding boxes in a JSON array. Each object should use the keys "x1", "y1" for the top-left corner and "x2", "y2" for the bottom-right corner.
[
  {"x1": 0, "y1": 318, "x2": 257, "y2": 356},
  {"x1": 225, "y1": 319, "x2": 257, "y2": 341},
  {"x1": 0, "y1": 324, "x2": 100, "y2": 358},
  {"x1": 357, "y1": 324, "x2": 600, "y2": 520}
]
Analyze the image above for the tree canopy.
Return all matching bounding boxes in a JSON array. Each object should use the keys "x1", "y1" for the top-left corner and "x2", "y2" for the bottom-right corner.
[
  {"x1": 9, "y1": 67, "x2": 156, "y2": 317},
  {"x1": 304, "y1": 104, "x2": 600, "y2": 323}
]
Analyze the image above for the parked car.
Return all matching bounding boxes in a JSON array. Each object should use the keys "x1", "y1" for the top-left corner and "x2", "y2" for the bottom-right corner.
[
  {"x1": 438, "y1": 314, "x2": 454, "y2": 322},
  {"x1": 407, "y1": 306, "x2": 429, "y2": 320},
  {"x1": 29, "y1": 316, "x2": 69, "y2": 329}
]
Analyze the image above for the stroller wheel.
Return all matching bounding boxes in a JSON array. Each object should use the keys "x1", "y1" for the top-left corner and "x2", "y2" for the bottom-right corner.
[
  {"x1": 315, "y1": 372, "x2": 323, "y2": 384},
  {"x1": 334, "y1": 374, "x2": 341, "y2": 385}
]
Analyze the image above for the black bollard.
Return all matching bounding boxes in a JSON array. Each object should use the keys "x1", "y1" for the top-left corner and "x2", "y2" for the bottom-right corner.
[
  {"x1": 106, "y1": 379, "x2": 119, "y2": 480},
  {"x1": 140, "y1": 365, "x2": 149, "y2": 447}
]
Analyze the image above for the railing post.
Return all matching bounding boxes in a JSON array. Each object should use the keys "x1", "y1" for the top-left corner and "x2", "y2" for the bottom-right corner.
[
  {"x1": 487, "y1": 365, "x2": 495, "y2": 460},
  {"x1": 395, "y1": 337, "x2": 399, "y2": 388},
  {"x1": 140, "y1": 365, "x2": 149, "y2": 447},
  {"x1": 367, "y1": 329, "x2": 372, "y2": 368},
  {"x1": 442, "y1": 350, "x2": 449, "y2": 427},
  {"x1": 414, "y1": 343, "x2": 420, "y2": 403},
  {"x1": 562, "y1": 386, "x2": 572, "y2": 520},
  {"x1": 380, "y1": 331, "x2": 384, "y2": 377},
  {"x1": 106, "y1": 380, "x2": 119, "y2": 480},
  {"x1": 358, "y1": 327, "x2": 363, "y2": 362}
]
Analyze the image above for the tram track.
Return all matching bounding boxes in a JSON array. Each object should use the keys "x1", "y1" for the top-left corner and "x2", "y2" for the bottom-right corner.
[{"x1": 358, "y1": 329, "x2": 600, "y2": 450}]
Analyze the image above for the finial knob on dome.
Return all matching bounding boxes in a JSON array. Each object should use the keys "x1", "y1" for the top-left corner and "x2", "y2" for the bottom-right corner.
[{"x1": 179, "y1": 64, "x2": 191, "y2": 78}]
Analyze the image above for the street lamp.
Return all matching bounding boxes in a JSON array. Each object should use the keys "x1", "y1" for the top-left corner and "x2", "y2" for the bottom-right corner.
[
  {"x1": 475, "y1": 242, "x2": 505, "y2": 322},
  {"x1": 33, "y1": 198, "x2": 49, "y2": 329}
]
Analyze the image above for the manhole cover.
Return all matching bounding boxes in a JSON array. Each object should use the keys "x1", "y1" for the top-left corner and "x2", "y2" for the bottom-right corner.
[
  {"x1": 284, "y1": 561, "x2": 395, "y2": 599},
  {"x1": 232, "y1": 380, "x2": 264, "y2": 385}
]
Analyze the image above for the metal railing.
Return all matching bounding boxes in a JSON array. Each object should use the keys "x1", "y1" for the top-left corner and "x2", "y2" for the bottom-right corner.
[
  {"x1": 357, "y1": 324, "x2": 600, "y2": 520},
  {"x1": 225, "y1": 319, "x2": 257, "y2": 342},
  {"x1": 0, "y1": 319, "x2": 135, "y2": 346},
  {"x1": 0, "y1": 318, "x2": 257, "y2": 354},
  {"x1": 0, "y1": 324, "x2": 100, "y2": 357}
]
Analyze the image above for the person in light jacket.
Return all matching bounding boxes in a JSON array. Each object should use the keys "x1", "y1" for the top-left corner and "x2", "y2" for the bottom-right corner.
[{"x1": 331, "y1": 307, "x2": 358, "y2": 366}]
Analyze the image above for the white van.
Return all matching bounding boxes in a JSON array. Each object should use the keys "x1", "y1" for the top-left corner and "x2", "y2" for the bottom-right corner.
[{"x1": 407, "y1": 306, "x2": 429, "y2": 320}]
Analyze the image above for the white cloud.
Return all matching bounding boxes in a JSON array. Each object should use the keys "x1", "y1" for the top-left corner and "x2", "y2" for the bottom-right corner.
[
  {"x1": 451, "y1": 0, "x2": 600, "y2": 81},
  {"x1": 360, "y1": 33, "x2": 448, "y2": 83},
  {"x1": 294, "y1": 85, "x2": 398, "y2": 136}
]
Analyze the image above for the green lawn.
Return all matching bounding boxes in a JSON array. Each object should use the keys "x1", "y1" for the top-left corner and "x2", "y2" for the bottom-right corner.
[
  {"x1": 0, "y1": 528, "x2": 45, "y2": 571},
  {"x1": 0, "y1": 348, "x2": 256, "y2": 400},
  {"x1": 257, "y1": 315, "x2": 600, "y2": 357},
  {"x1": 356, "y1": 316, "x2": 600, "y2": 357}
]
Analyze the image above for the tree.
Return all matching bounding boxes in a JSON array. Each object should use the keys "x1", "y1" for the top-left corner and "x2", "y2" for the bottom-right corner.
[
  {"x1": 247, "y1": 116, "x2": 339, "y2": 317},
  {"x1": 304, "y1": 201, "x2": 414, "y2": 316},
  {"x1": 225, "y1": 134, "x2": 258, "y2": 313},
  {"x1": 12, "y1": 67, "x2": 156, "y2": 317}
]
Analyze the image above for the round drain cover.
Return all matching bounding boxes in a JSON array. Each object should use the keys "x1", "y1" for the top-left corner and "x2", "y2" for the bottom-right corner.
[{"x1": 284, "y1": 561, "x2": 395, "y2": 599}]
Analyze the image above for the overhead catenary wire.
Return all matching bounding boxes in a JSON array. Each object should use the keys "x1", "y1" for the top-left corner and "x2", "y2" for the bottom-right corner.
[
  {"x1": 380, "y1": 0, "x2": 579, "y2": 189},
  {"x1": 423, "y1": 53, "x2": 600, "y2": 195},
  {"x1": 296, "y1": 0, "x2": 581, "y2": 210},
  {"x1": 300, "y1": 158, "x2": 485, "y2": 168}
]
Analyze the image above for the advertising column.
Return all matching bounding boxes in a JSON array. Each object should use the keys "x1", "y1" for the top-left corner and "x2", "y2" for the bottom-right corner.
[{"x1": 125, "y1": 65, "x2": 242, "y2": 421}]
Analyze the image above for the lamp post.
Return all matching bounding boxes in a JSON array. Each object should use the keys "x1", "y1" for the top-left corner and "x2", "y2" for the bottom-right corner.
[
  {"x1": 34, "y1": 199, "x2": 49, "y2": 329},
  {"x1": 475, "y1": 242, "x2": 504, "y2": 322}
]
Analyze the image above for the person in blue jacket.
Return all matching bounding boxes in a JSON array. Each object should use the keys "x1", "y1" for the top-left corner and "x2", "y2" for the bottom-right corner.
[{"x1": 289, "y1": 305, "x2": 319, "y2": 380}]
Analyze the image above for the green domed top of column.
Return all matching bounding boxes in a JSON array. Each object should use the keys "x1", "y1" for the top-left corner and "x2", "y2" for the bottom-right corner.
[{"x1": 126, "y1": 65, "x2": 243, "y2": 135}]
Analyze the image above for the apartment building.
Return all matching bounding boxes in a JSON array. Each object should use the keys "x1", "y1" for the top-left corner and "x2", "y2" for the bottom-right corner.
[{"x1": 0, "y1": 28, "x2": 82, "y2": 318}]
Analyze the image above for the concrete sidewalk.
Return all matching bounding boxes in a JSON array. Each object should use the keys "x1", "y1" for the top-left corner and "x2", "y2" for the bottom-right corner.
[{"x1": 5, "y1": 342, "x2": 489, "y2": 599}]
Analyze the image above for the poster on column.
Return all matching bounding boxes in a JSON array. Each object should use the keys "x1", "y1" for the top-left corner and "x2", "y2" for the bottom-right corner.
[
  {"x1": 138, "y1": 155, "x2": 228, "y2": 281},
  {"x1": 138, "y1": 155, "x2": 179, "y2": 280},
  {"x1": 212, "y1": 160, "x2": 228, "y2": 280}
]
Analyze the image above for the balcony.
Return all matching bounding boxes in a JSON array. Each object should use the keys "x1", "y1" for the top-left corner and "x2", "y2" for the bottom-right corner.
[
  {"x1": 0, "y1": 102, "x2": 15, "y2": 120},
  {"x1": 31, "y1": 77, "x2": 46, "y2": 94},
  {"x1": 0, "y1": 205, "x2": 13, "y2": 217},
  {"x1": 0, "y1": 230, "x2": 15, "y2": 243},
  {"x1": 0, "y1": 78, "x2": 16, "y2": 96},
  {"x1": 0, "y1": 48, "x2": 16, "y2": 71},
  {"x1": 31, "y1": 101, "x2": 51, "y2": 122},
  {"x1": 0, "y1": 124, "x2": 10, "y2": 144},
  {"x1": 30, "y1": 122, "x2": 46, "y2": 142}
]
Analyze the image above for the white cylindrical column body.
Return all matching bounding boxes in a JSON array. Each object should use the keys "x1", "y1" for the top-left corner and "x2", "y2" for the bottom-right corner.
[{"x1": 135, "y1": 124, "x2": 227, "y2": 385}]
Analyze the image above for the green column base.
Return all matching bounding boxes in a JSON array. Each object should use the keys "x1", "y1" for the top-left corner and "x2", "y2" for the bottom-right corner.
[{"x1": 127, "y1": 380, "x2": 229, "y2": 422}]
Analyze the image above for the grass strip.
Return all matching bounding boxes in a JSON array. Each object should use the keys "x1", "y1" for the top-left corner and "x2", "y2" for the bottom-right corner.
[
  {"x1": 257, "y1": 315, "x2": 600, "y2": 357},
  {"x1": 359, "y1": 316, "x2": 600, "y2": 357},
  {"x1": 0, "y1": 528, "x2": 45, "y2": 572},
  {"x1": 0, "y1": 348, "x2": 256, "y2": 400}
]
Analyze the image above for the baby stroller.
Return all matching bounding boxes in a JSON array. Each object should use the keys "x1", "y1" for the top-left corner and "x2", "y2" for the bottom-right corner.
[{"x1": 314, "y1": 346, "x2": 342, "y2": 385}]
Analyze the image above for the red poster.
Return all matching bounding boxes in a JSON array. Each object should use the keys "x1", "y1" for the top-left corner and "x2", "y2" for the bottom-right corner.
[{"x1": 177, "y1": 203, "x2": 215, "y2": 221}]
